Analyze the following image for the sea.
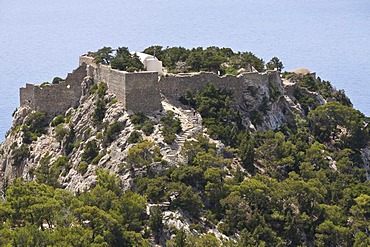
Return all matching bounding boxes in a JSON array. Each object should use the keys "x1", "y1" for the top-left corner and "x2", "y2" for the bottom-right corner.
[{"x1": 1, "y1": 0, "x2": 369, "y2": 142}]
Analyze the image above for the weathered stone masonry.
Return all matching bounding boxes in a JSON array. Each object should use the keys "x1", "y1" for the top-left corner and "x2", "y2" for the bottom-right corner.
[
  {"x1": 19, "y1": 55, "x2": 281, "y2": 116},
  {"x1": 158, "y1": 71, "x2": 280, "y2": 110},
  {"x1": 20, "y1": 64, "x2": 87, "y2": 116}
]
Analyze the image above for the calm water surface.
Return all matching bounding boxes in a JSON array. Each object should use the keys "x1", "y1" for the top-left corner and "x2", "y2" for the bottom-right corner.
[{"x1": 1, "y1": 0, "x2": 369, "y2": 141}]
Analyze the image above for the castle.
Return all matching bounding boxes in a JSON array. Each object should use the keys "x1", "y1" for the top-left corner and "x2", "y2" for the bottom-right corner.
[{"x1": 20, "y1": 54, "x2": 281, "y2": 116}]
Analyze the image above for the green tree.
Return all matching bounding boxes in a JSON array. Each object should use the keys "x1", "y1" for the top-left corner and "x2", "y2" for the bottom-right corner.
[
  {"x1": 111, "y1": 47, "x2": 144, "y2": 72},
  {"x1": 93, "y1": 47, "x2": 113, "y2": 65},
  {"x1": 149, "y1": 206, "x2": 163, "y2": 244},
  {"x1": 81, "y1": 140, "x2": 99, "y2": 163},
  {"x1": 266, "y1": 57, "x2": 284, "y2": 72}
]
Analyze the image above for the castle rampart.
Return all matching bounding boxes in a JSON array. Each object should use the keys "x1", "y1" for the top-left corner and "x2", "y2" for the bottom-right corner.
[
  {"x1": 91, "y1": 63, "x2": 161, "y2": 113},
  {"x1": 19, "y1": 64, "x2": 87, "y2": 116},
  {"x1": 158, "y1": 71, "x2": 280, "y2": 109},
  {"x1": 20, "y1": 55, "x2": 281, "y2": 117}
]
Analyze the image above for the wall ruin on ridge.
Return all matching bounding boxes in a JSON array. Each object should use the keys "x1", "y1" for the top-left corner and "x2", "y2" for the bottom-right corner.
[
  {"x1": 158, "y1": 71, "x2": 281, "y2": 110},
  {"x1": 19, "y1": 55, "x2": 282, "y2": 118},
  {"x1": 88, "y1": 58, "x2": 161, "y2": 113},
  {"x1": 19, "y1": 64, "x2": 87, "y2": 116}
]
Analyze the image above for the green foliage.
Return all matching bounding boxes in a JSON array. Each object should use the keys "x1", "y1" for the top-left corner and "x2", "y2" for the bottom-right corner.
[
  {"x1": 40, "y1": 81, "x2": 50, "y2": 87},
  {"x1": 93, "y1": 46, "x2": 113, "y2": 65},
  {"x1": 93, "y1": 98, "x2": 106, "y2": 123},
  {"x1": 22, "y1": 111, "x2": 48, "y2": 143},
  {"x1": 127, "y1": 130, "x2": 143, "y2": 144},
  {"x1": 92, "y1": 153, "x2": 105, "y2": 165},
  {"x1": 266, "y1": 56, "x2": 284, "y2": 71},
  {"x1": 131, "y1": 113, "x2": 154, "y2": 135},
  {"x1": 238, "y1": 131, "x2": 255, "y2": 172},
  {"x1": 103, "y1": 121, "x2": 124, "y2": 146},
  {"x1": 35, "y1": 153, "x2": 63, "y2": 187},
  {"x1": 97, "y1": 82, "x2": 108, "y2": 97},
  {"x1": 11, "y1": 144, "x2": 30, "y2": 165},
  {"x1": 81, "y1": 140, "x2": 99, "y2": 163},
  {"x1": 308, "y1": 102, "x2": 369, "y2": 149},
  {"x1": 127, "y1": 141, "x2": 160, "y2": 167},
  {"x1": 187, "y1": 84, "x2": 243, "y2": 147},
  {"x1": 111, "y1": 47, "x2": 144, "y2": 72},
  {"x1": 52, "y1": 76, "x2": 64, "y2": 84},
  {"x1": 92, "y1": 82, "x2": 108, "y2": 123},
  {"x1": 0, "y1": 177, "x2": 150, "y2": 246},
  {"x1": 77, "y1": 161, "x2": 89, "y2": 174},
  {"x1": 130, "y1": 112, "x2": 148, "y2": 125},
  {"x1": 149, "y1": 206, "x2": 164, "y2": 243},
  {"x1": 143, "y1": 45, "x2": 265, "y2": 73},
  {"x1": 51, "y1": 115, "x2": 65, "y2": 127},
  {"x1": 161, "y1": 110, "x2": 182, "y2": 144},
  {"x1": 64, "y1": 126, "x2": 75, "y2": 155},
  {"x1": 289, "y1": 74, "x2": 352, "y2": 113},
  {"x1": 55, "y1": 123, "x2": 69, "y2": 142}
]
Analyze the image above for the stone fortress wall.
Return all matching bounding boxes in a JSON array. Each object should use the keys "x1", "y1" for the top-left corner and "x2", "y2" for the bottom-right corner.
[
  {"x1": 19, "y1": 55, "x2": 281, "y2": 116},
  {"x1": 158, "y1": 71, "x2": 279, "y2": 109},
  {"x1": 81, "y1": 55, "x2": 162, "y2": 113},
  {"x1": 20, "y1": 64, "x2": 87, "y2": 116}
]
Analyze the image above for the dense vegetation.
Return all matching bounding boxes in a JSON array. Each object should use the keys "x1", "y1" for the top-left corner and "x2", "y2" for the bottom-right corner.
[
  {"x1": 143, "y1": 45, "x2": 267, "y2": 74},
  {"x1": 93, "y1": 47, "x2": 144, "y2": 72},
  {"x1": 0, "y1": 170, "x2": 150, "y2": 246},
  {"x1": 92, "y1": 45, "x2": 282, "y2": 75}
]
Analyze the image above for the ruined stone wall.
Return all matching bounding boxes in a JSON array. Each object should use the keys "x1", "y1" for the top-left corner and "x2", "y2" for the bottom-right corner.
[
  {"x1": 20, "y1": 84, "x2": 36, "y2": 108},
  {"x1": 125, "y1": 72, "x2": 161, "y2": 113},
  {"x1": 19, "y1": 54, "x2": 282, "y2": 117},
  {"x1": 92, "y1": 63, "x2": 161, "y2": 113},
  {"x1": 158, "y1": 71, "x2": 280, "y2": 108},
  {"x1": 19, "y1": 64, "x2": 87, "y2": 116},
  {"x1": 93, "y1": 64, "x2": 127, "y2": 109},
  {"x1": 79, "y1": 55, "x2": 96, "y2": 67}
]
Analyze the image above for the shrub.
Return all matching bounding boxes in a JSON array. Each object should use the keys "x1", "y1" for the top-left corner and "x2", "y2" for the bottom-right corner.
[
  {"x1": 109, "y1": 98, "x2": 117, "y2": 105},
  {"x1": 127, "y1": 141, "x2": 159, "y2": 167},
  {"x1": 142, "y1": 120, "x2": 154, "y2": 135},
  {"x1": 12, "y1": 145, "x2": 30, "y2": 165},
  {"x1": 130, "y1": 113, "x2": 154, "y2": 136},
  {"x1": 51, "y1": 115, "x2": 65, "y2": 127},
  {"x1": 131, "y1": 112, "x2": 148, "y2": 125},
  {"x1": 65, "y1": 126, "x2": 75, "y2": 155},
  {"x1": 77, "y1": 161, "x2": 89, "y2": 174},
  {"x1": 161, "y1": 111, "x2": 182, "y2": 144},
  {"x1": 103, "y1": 121, "x2": 124, "y2": 145},
  {"x1": 24, "y1": 111, "x2": 47, "y2": 135},
  {"x1": 97, "y1": 82, "x2": 108, "y2": 98},
  {"x1": 128, "y1": 131, "x2": 143, "y2": 144},
  {"x1": 92, "y1": 153, "x2": 105, "y2": 165},
  {"x1": 52, "y1": 76, "x2": 64, "y2": 84},
  {"x1": 53, "y1": 155, "x2": 70, "y2": 171},
  {"x1": 92, "y1": 99, "x2": 106, "y2": 123},
  {"x1": 81, "y1": 140, "x2": 99, "y2": 163},
  {"x1": 21, "y1": 111, "x2": 48, "y2": 143},
  {"x1": 40, "y1": 82, "x2": 50, "y2": 87},
  {"x1": 65, "y1": 114, "x2": 72, "y2": 123},
  {"x1": 90, "y1": 83, "x2": 98, "y2": 94},
  {"x1": 55, "y1": 124, "x2": 69, "y2": 142}
]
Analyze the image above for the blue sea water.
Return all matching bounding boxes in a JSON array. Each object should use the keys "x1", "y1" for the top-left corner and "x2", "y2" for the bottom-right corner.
[{"x1": 1, "y1": 0, "x2": 369, "y2": 142}]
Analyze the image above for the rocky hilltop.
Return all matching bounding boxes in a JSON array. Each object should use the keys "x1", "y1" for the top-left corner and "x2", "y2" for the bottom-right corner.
[{"x1": 0, "y1": 48, "x2": 369, "y2": 246}]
